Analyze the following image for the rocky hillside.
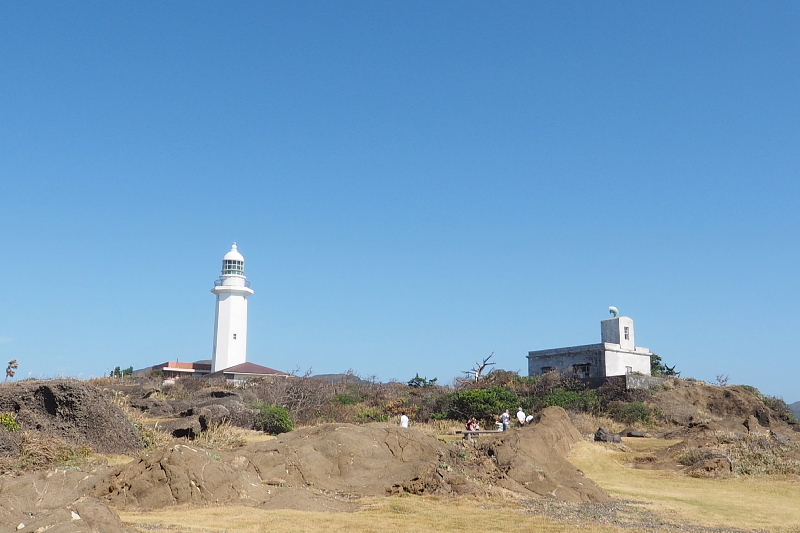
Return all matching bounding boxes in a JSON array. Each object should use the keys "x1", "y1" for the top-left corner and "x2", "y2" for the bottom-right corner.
[
  {"x1": 0, "y1": 376, "x2": 798, "y2": 532},
  {"x1": 789, "y1": 401, "x2": 800, "y2": 420},
  {"x1": 0, "y1": 379, "x2": 143, "y2": 456}
]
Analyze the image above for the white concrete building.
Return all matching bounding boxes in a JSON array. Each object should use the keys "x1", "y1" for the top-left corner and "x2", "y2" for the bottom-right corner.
[
  {"x1": 527, "y1": 311, "x2": 653, "y2": 379},
  {"x1": 211, "y1": 243, "x2": 254, "y2": 372}
]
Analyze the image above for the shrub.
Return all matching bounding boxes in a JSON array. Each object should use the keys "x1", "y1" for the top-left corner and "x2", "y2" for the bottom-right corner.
[
  {"x1": 544, "y1": 389, "x2": 601, "y2": 414},
  {"x1": 608, "y1": 401, "x2": 656, "y2": 425},
  {"x1": 354, "y1": 409, "x2": 389, "y2": 423},
  {"x1": 335, "y1": 393, "x2": 362, "y2": 405},
  {"x1": 739, "y1": 385, "x2": 762, "y2": 398},
  {"x1": 17, "y1": 431, "x2": 91, "y2": 470},
  {"x1": 192, "y1": 420, "x2": 247, "y2": 450},
  {"x1": 761, "y1": 395, "x2": 798, "y2": 424},
  {"x1": 0, "y1": 412, "x2": 21, "y2": 431},
  {"x1": 650, "y1": 354, "x2": 680, "y2": 376},
  {"x1": 436, "y1": 386, "x2": 520, "y2": 421},
  {"x1": 253, "y1": 403, "x2": 294, "y2": 435},
  {"x1": 407, "y1": 374, "x2": 438, "y2": 387},
  {"x1": 250, "y1": 376, "x2": 335, "y2": 425},
  {"x1": 710, "y1": 432, "x2": 800, "y2": 476},
  {"x1": 677, "y1": 447, "x2": 714, "y2": 466}
]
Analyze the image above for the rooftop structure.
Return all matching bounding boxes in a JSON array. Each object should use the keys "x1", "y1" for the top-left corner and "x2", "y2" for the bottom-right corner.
[{"x1": 527, "y1": 309, "x2": 653, "y2": 379}]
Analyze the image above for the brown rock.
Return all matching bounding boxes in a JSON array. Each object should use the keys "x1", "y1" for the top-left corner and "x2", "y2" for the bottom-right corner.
[
  {"x1": 94, "y1": 412, "x2": 609, "y2": 509},
  {"x1": 685, "y1": 455, "x2": 733, "y2": 478},
  {"x1": 744, "y1": 415, "x2": 769, "y2": 434},
  {"x1": 198, "y1": 404, "x2": 231, "y2": 429},
  {"x1": 594, "y1": 427, "x2": 621, "y2": 443},
  {"x1": 158, "y1": 415, "x2": 202, "y2": 438},
  {"x1": 0, "y1": 380, "x2": 143, "y2": 454}
]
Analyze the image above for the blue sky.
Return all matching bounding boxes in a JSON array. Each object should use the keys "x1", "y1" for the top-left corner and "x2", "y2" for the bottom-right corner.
[{"x1": 1, "y1": 2, "x2": 798, "y2": 402}]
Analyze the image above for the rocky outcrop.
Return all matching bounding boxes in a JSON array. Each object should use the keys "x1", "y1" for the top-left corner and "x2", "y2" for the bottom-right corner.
[
  {"x1": 92, "y1": 408, "x2": 609, "y2": 510},
  {"x1": 594, "y1": 427, "x2": 621, "y2": 443},
  {"x1": 0, "y1": 380, "x2": 143, "y2": 454}
]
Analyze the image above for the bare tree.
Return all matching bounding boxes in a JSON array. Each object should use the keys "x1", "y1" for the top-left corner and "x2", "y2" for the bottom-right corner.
[
  {"x1": 252, "y1": 375, "x2": 334, "y2": 425},
  {"x1": 5, "y1": 359, "x2": 18, "y2": 382},
  {"x1": 461, "y1": 352, "x2": 496, "y2": 381}
]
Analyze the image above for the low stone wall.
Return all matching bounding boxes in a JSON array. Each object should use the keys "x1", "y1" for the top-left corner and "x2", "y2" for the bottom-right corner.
[{"x1": 625, "y1": 374, "x2": 667, "y2": 390}]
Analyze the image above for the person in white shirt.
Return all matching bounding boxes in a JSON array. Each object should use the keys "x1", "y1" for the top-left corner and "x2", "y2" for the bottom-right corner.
[
  {"x1": 500, "y1": 409, "x2": 510, "y2": 431},
  {"x1": 516, "y1": 407, "x2": 526, "y2": 426},
  {"x1": 400, "y1": 412, "x2": 409, "y2": 428}
]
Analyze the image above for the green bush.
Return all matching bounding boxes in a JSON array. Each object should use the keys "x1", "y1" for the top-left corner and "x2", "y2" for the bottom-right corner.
[
  {"x1": 762, "y1": 395, "x2": 799, "y2": 424},
  {"x1": 0, "y1": 412, "x2": 20, "y2": 431},
  {"x1": 253, "y1": 403, "x2": 294, "y2": 435},
  {"x1": 544, "y1": 389, "x2": 582, "y2": 408},
  {"x1": 335, "y1": 393, "x2": 362, "y2": 405},
  {"x1": 437, "y1": 386, "x2": 520, "y2": 421},
  {"x1": 608, "y1": 401, "x2": 656, "y2": 425},
  {"x1": 650, "y1": 354, "x2": 680, "y2": 376},
  {"x1": 544, "y1": 388, "x2": 601, "y2": 414},
  {"x1": 739, "y1": 385, "x2": 762, "y2": 398},
  {"x1": 355, "y1": 409, "x2": 388, "y2": 423}
]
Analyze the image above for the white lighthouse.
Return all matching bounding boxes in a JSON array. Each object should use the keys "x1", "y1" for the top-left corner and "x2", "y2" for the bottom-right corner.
[{"x1": 211, "y1": 243, "x2": 254, "y2": 372}]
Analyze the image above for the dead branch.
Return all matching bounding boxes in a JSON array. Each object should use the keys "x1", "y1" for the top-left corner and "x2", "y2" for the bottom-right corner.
[{"x1": 461, "y1": 352, "x2": 496, "y2": 381}]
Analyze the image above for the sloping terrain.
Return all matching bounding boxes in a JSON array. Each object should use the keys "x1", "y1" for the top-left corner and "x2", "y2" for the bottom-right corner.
[
  {"x1": 652, "y1": 381, "x2": 796, "y2": 433},
  {"x1": 93, "y1": 407, "x2": 606, "y2": 510},
  {"x1": 1, "y1": 378, "x2": 796, "y2": 532},
  {"x1": 790, "y1": 401, "x2": 800, "y2": 420},
  {"x1": 473, "y1": 406, "x2": 610, "y2": 502}
]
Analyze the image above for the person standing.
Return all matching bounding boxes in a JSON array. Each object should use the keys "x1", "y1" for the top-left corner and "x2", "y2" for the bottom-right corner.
[
  {"x1": 400, "y1": 412, "x2": 409, "y2": 428},
  {"x1": 500, "y1": 409, "x2": 510, "y2": 431},
  {"x1": 516, "y1": 407, "x2": 526, "y2": 426}
]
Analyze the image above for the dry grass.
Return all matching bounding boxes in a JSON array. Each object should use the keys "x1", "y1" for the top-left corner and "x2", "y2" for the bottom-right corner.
[
  {"x1": 568, "y1": 412, "x2": 627, "y2": 436},
  {"x1": 569, "y1": 439, "x2": 800, "y2": 532},
  {"x1": 119, "y1": 497, "x2": 627, "y2": 533},
  {"x1": 239, "y1": 429, "x2": 277, "y2": 445},
  {"x1": 189, "y1": 420, "x2": 248, "y2": 450},
  {"x1": 107, "y1": 389, "x2": 173, "y2": 450},
  {"x1": 95, "y1": 453, "x2": 136, "y2": 467},
  {"x1": 411, "y1": 419, "x2": 464, "y2": 439},
  {"x1": 0, "y1": 431, "x2": 91, "y2": 472},
  {"x1": 711, "y1": 431, "x2": 800, "y2": 476}
]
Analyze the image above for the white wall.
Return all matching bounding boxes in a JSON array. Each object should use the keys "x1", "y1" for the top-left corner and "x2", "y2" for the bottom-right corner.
[
  {"x1": 212, "y1": 290, "x2": 249, "y2": 372},
  {"x1": 603, "y1": 347, "x2": 651, "y2": 376},
  {"x1": 601, "y1": 317, "x2": 635, "y2": 351}
]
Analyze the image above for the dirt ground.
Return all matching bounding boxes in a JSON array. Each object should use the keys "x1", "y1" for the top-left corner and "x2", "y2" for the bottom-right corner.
[
  {"x1": 92, "y1": 405, "x2": 606, "y2": 511},
  {"x1": 0, "y1": 379, "x2": 607, "y2": 531}
]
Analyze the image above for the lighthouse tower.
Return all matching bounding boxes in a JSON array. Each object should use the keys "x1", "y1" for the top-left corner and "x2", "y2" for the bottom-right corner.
[{"x1": 211, "y1": 243, "x2": 254, "y2": 372}]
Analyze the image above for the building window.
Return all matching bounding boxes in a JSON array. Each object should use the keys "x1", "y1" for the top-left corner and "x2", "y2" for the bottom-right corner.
[
  {"x1": 541, "y1": 366, "x2": 553, "y2": 374},
  {"x1": 573, "y1": 364, "x2": 591, "y2": 379},
  {"x1": 626, "y1": 366, "x2": 633, "y2": 374},
  {"x1": 233, "y1": 333, "x2": 237, "y2": 339},
  {"x1": 624, "y1": 326, "x2": 629, "y2": 340},
  {"x1": 222, "y1": 260, "x2": 244, "y2": 275}
]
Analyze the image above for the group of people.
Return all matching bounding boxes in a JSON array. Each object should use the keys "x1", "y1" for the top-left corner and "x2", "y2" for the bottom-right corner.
[
  {"x1": 497, "y1": 408, "x2": 535, "y2": 431},
  {"x1": 463, "y1": 408, "x2": 535, "y2": 433},
  {"x1": 400, "y1": 408, "x2": 535, "y2": 431}
]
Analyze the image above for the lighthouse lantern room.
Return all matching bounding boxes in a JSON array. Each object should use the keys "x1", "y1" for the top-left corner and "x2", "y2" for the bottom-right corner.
[{"x1": 211, "y1": 243, "x2": 254, "y2": 372}]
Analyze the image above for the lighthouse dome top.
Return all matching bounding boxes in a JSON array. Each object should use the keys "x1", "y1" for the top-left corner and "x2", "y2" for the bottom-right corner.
[
  {"x1": 223, "y1": 243, "x2": 245, "y2": 262},
  {"x1": 220, "y1": 243, "x2": 245, "y2": 277}
]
